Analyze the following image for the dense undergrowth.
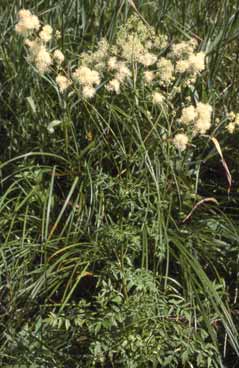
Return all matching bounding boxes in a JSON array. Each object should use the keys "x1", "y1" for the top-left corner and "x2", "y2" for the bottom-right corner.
[{"x1": 0, "y1": 1, "x2": 239, "y2": 367}]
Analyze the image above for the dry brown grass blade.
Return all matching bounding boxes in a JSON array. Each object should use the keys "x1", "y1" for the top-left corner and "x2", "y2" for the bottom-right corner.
[
  {"x1": 211, "y1": 137, "x2": 232, "y2": 194},
  {"x1": 182, "y1": 197, "x2": 219, "y2": 223}
]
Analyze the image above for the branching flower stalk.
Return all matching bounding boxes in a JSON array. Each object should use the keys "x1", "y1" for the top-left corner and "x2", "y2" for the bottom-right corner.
[{"x1": 15, "y1": 8, "x2": 228, "y2": 154}]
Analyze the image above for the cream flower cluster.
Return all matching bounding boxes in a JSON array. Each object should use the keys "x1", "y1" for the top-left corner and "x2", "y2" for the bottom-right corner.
[
  {"x1": 16, "y1": 10, "x2": 223, "y2": 153},
  {"x1": 180, "y1": 105, "x2": 197, "y2": 124},
  {"x1": 119, "y1": 36, "x2": 157, "y2": 67},
  {"x1": 16, "y1": 9, "x2": 66, "y2": 80},
  {"x1": 15, "y1": 9, "x2": 40, "y2": 35},
  {"x1": 72, "y1": 66, "x2": 101, "y2": 98},
  {"x1": 157, "y1": 57, "x2": 174, "y2": 84},
  {"x1": 152, "y1": 92, "x2": 164, "y2": 105},
  {"x1": 56, "y1": 75, "x2": 72, "y2": 93},
  {"x1": 173, "y1": 133, "x2": 188, "y2": 151},
  {"x1": 73, "y1": 15, "x2": 165, "y2": 96},
  {"x1": 79, "y1": 38, "x2": 109, "y2": 71},
  {"x1": 35, "y1": 45, "x2": 53, "y2": 74},
  {"x1": 138, "y1": 52, "x2": 157, "y2": 67},
  {"x1": 180, "y1": 103, "x2": 213, "y2": 135},
  {"x1": 172, "y1": 39, "x2": 206, "y2": 76},
  {"x1": 171, "y1": 39, "x2": 197, "y2": 58},
  {"x1": 116, "y1": 16, "x2": 167, "y2": 67},
  {"x1": 172, "y1": 102, "x2": 213, "y2": 152},
  {"x1": 16, "y1": 10, "x2": 207, "y2": 102},
  {"x1": 175, "y1": 52, "x2": 205, "y2": 75},
  {"x1": 144, "y1": 71, "x2": 155, "y2": 84},
  {"x1": 226, "y1": 112, "x2": 239, "y2": 134},
  {"x1": 194, "y1": 103, "x2": 213, "y2": 134},
  {"x1": 25, "y1": 40, "x2": 53, "y2": 74},
  {"x1": 119, "y1": 34, "x2": 145, "y2": 62},
  {"x1": 72, "y1": 66, "x2": 100, "y2": 86},
  {"x1": 77, "y1": 50, "x2": 132, "y2": 97},
  {"x1": 106, "y1": 79, "x2": 120, "y2": 94},
  {"x1": 39, "y1": 24, "x2": 53, "y2": 43},
  {"x1": 53, "y1": 49, "x2": 65, "y2": 65},
  {"x1": 24, "y1": 38, "x2": 52, "y2": 74}
]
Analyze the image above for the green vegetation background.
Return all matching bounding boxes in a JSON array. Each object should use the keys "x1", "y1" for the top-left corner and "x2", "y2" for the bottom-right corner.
[{"x1": 0, "y1": 0, "x2": 239, "y2": 367}]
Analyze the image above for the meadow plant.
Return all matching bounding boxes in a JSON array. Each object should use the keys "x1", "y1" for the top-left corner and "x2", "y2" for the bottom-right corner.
[{"x1": 0, "y1": 4, "x2": 238, "y2": 367}]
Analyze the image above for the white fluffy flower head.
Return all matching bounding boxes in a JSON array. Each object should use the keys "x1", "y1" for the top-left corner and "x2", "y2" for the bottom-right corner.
[
  {"x1": 106, "y1": 79, "x2": 120, "y2": 94},
  {"x1": 15, "y1": 9, "x2": 40, "y2": 34},
  {"x1": 82, "y1": 86, "x2": 96, "y2": 99},
  {"x1": 107, "y1": 57, "x2": 118, "y2": 71},
  {"x1": 115, "y1": 62, "x2": 131, "y2": 82},
  {"x1": 181, "y1": 105, "x2": 197, "y2": 125},
  {"x1": 138, "y1": 52, "x2": 157, "y2": 67},
  {"x1": 193, "y1": 102, "x2": 212, "y2": 134},
  {"x1": 188, "y1": 52, "x2": 205, "y2": 74},
  {"x1": 171, "y1": 39, "x2": 197, "y2": 58},
  {"x1": 173, "y1": 133, "x2": 188, "y2": 151},
  {"x1": 53, "y1": 49, "x2": 65, "y2": 64},
  {"x1": 152, "y1": 92, "x2": 164, "y2": 105},
  {"x1": 56, "y1": 74, "x2": 71, "y2": 93},
  {"x1": 35, "y1": 45, "x2": 52, "y2": 74},
  {"x1": 73, "y1": 66, "x2": 100, "y2": 86},
  {"x1": 39, "y1": 24, "x2": 53, "y2": 43},
  {"x1": 227, "y1": 122, "x2": 236, "y2": 134},
  {"x1": 144, "y1": 71, "x2": 155, "y2": 84},
  {"x1": 157, "y1": 57, "x2": 174, "y2": 84}
]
